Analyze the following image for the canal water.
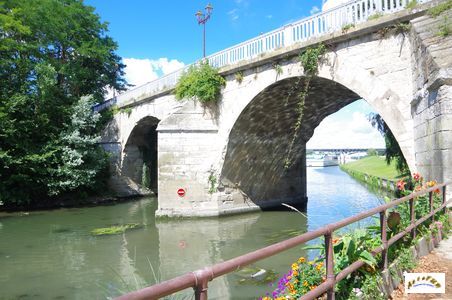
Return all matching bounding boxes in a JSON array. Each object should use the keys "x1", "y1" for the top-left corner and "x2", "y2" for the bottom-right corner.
[{"x1": 0, "y1": 167, "x2": 385, "y2": 300}]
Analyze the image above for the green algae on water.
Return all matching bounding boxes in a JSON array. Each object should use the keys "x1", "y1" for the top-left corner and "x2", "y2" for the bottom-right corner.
[{"x1": 90, "y1": 223, "x2": 141, "y2": 236}]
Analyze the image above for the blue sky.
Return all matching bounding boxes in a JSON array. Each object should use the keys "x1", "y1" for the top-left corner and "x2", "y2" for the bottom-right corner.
[{"x1": 85, "y1": 0, "x2": 384, "y2": 149}]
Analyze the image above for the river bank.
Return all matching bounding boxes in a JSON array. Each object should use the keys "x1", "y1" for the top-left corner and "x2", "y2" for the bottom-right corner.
[
  {"x1": 0, "y1": 193, "x2": 146, "y2": 214},
  {"x1": 340, "y1": 156, "x2": 403, "y2": 193}
]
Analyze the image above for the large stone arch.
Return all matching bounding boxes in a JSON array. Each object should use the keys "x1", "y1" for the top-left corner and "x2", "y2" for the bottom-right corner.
[
  {"x1": 217, "y1": 33, "x2": 416, "y2": 211},
  {"x1": 218, "y1": 76, "x2": 362, "y2": 209}
]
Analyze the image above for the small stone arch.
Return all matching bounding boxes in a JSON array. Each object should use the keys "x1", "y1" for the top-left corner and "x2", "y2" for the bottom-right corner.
[{"x1": 121, "y1": 116, "x2": 160, "y2": 194}]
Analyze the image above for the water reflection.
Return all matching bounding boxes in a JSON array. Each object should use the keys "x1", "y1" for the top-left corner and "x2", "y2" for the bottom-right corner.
[{"x1": 0, "y1": 166, "x2": 383, "y2": 299}]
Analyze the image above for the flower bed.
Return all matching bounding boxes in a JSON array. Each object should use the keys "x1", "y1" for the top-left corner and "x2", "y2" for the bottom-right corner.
[{"x1": 261, "y1": 173, "x2": 451, "y2": 299}]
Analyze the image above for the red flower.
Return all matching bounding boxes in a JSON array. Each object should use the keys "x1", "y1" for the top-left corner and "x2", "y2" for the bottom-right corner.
[
  {"x1": 397, "y1": 180, "x2": 406, "y2": 191},
  {"x1": 413, "y1": 172, "x2": 421, "y2": 181}
]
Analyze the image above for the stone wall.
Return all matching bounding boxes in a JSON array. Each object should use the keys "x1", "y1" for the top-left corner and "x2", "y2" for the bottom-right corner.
[{"x1": 410, "y1": 9, "x2": 452, "y2": 198}]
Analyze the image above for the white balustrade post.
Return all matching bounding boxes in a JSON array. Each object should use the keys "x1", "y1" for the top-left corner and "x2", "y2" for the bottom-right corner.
[{"x1": 283, "y1": 25, "x2": 293, "y2": 47}]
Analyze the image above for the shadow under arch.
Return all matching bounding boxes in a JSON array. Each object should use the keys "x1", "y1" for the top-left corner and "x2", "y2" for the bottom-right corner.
[
  {"x1": 122, "y1": 116, "x2": 160, "y2": 194},
  {"x1": 219, "y1": 76, "x2": 363, "y2": 210}
]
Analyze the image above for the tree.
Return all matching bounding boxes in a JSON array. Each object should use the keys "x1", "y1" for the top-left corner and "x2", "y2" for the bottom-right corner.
[
  {"x1": 0, "y1": 0, "x2": 125, "y2": 207},
  {"x1": 47, "y1": 96, "x2": 108, "y2": 196},
  {"x1": 368, "y1": 113, "x2": 409, "y2": 175}
]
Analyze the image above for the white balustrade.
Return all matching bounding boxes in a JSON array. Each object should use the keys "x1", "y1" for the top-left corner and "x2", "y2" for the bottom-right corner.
[{"x1": 96, "y1": 0, "x2": 428, "y2": 110}]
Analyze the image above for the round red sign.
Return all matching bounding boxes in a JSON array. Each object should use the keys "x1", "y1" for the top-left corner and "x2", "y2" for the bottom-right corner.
[{"x1": 177, "y1": 188, "x2": 186, "y2": 197}]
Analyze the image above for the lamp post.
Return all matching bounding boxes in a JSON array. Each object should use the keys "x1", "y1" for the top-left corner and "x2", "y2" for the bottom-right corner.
[{"x1": 195, "y1": 3, "x2": 213, "y2": 58}]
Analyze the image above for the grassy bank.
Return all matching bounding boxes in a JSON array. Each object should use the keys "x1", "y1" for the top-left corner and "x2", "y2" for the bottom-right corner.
[{"x1": 340, "y1": 156, "x2": 401, "y2": 180}]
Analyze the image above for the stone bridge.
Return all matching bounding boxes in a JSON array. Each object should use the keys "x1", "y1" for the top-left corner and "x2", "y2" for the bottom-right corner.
[{"x1": 100, "y1": 0, "x2": 452, "y2": 217}]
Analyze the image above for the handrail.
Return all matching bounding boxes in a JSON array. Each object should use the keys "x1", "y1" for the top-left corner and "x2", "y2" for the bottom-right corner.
[
  {"x1": 94, "y1": 0, "x2": 432, "y2": 111},
  {"x1": 116, "y1": 181, "x2": 451, "y2": 300}
]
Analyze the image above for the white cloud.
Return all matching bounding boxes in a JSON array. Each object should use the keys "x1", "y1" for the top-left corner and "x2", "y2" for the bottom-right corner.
[
  {"x1": 266, "y1": 14, "x2": 273, "y2": 19},
  {"x1": 306, "y1": 111, "x2": 385, "y2": 149},
  {"x1": 123, "y1": 57, "x2": 185, "y2": 88},
  {"x1": 228, "y1": 9, "x2": 239, "y2": 21},
  {"x1": 310, "y1": 6, "x2": 320, "y2": 15}
]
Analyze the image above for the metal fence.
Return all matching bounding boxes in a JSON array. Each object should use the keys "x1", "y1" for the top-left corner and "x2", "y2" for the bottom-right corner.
[
  {"x1": 116, "y1": 181, "x2": 450, "y2": 300},
  {"x1": 95, "y1": 0, "x2": 430, "y2": 110}
]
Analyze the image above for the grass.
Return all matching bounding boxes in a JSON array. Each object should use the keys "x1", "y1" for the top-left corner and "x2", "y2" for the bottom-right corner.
[{"x1": 340, "y1": 156, "x2": 401, "y2": 180}]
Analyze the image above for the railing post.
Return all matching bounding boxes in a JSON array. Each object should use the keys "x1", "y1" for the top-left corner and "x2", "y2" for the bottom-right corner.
[
  {"x1": 443, "y1": 186, "x2": 447, "y2": 214},
  {"x1": 409, "y1": 198, "x2": 416, "y2": 240},
  {"x1": 193, "y1": 270, "x2": 209, "y2": 300},
  {"x1": 380, "y1": 211, "x2": 388, "y2": 270},
  {"x1": 429, "y1": 191, "x2": 434, "y2": 222},
  {"x1": 325, "y1": 232, "x2": 335, "y2": 300},
  {"x1": 194, "y1": 279, "x2": 208, "y2": 300}
]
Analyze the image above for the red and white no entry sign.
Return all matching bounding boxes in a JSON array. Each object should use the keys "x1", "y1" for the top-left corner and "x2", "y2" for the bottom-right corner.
[{"x1": 177, "y1": 188, "x2": 186, "y2": 197}]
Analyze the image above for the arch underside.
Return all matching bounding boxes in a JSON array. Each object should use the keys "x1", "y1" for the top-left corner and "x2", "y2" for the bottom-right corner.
[
  {"x1": 122, "y1": 116, "x2": 160, "y2": 193},
  {"x1": 220, "y1": 76, "x2": 360, "y2": 208}
]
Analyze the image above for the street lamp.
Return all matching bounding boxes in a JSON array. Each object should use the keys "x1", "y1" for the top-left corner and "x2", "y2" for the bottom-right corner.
[{"x1": 195, "y1": 3, "x2": 213, "y2": 58}]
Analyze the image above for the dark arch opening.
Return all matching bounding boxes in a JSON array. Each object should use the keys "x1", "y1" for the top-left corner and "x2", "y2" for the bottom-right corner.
[
  {"x1": 220, "y1": 76, "x2": 361, "y2": 210},
  {"x1": 123, "y1": 116, "x2": 159, "y2": 194}
]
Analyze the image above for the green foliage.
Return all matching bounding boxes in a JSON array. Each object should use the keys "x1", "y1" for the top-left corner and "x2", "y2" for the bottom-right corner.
[
  {"x1": 235, "y1": 71, "x2": 244, "y2": 84},
  {"x1": 142, "y1": 163, "x2": 150, "y2": 188},
  {"x1": 406, "y1": 0, "x2": 418, "y2": 10},
  {"x1": 47, "y1": 96, "x2": 109, "y2": 196},
  {"x1": 437, "y1": 16, "x2": 451, "y2": 37},
  {"x1": 272, "y1": 63, "x2": 283, "y2": 78},
  {"x1": 208, "y1": 172, "x2": 217, "y2": 194},
  {"x1": 298, "y1": 43, "x2": 326, "y2": 76},
  {"x1": 0, "y1": 0, "x2": 125, "y2": 207},
  {"x1": 122, "y1": 107, "x2": 132, "y2": 117},
  {"x1": 270, "y1": 173, "x2": 450, "y2": 300},
  {"x1": 368, "y1": 113, "x2": 409, "y2": 175},
  {"x1": 394, "y1": 22, "x2": 412, "y2": 34},
  {"x1": 91, "y1": 223, "x2": 141, "y2": 236},
  {"x1": 428, "y1": 0, "x2": 452, "y2": 17},
  {"x1": 174, "y1": 61, "x2": 225, "y2": 103},
  {"x1": 284, "y1": 44, "x2": 326, "y2": 169},
  {"x1": 341, "y1": 23, "x2": 355, "y2": 33},
  {"x1": 368, "y1": 13, "x2": 384, "y2": 20}
]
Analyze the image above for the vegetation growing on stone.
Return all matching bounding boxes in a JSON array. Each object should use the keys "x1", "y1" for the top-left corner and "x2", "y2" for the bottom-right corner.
[
  {"x1": 91, "y1": 223, "x2": 141, "y2": 236},
  {"x1": 368, "y1": 12, "x2": 384, "y2": 21},
  {"x1": 428, "y1": 0, "x2": 452, "y2": 17},
  {"x1": 284, "y1": 43, "x2": 326, "y2": 169},
  {"x1": 437, "y1": 16, "x2": 451, "y2": 37},
  {"x1": 0, "y1": 0, "x2": 126, "y2": 208},
  {"x1": 406, "y1": 0, "x2": 418, "y2": 10},
  {"x1": 174, "y1": 61, "x2": 226, "y2": 103},
  {"x1": 341, "y1": 23, "x2": 355, "y2": 33},
  {"x1": 235, "y1": 71, "x2": 244, "y2": 84}
]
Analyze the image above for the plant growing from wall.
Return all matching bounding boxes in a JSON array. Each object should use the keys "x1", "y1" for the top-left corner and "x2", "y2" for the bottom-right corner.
[
  {"x1": 208, "y1": 171, "x2": 217, "y2": 194},
  {"x1": 406, "y1": 0, "x2": 418, "y2": 10},
  {"x1": 428, "y1": 0, "x2": 452, "y2": 17},
  {"x1": 437, "y1": 15, "x2": 451, "y2": 37},
  {"x1": 174, "y1": 61, "x2": 226, "y2": 103},
  {"x1": 341, "y1": 23, "x2": 355, "y2": 33},
  {"x1": 235, "y1": 71, "x2": 244, "y2": 84},
  {"x1": 273, "y1": 63, "x2": 283, "y2": 79},
  {"x1": 368, "y1": 12, "x2": 384, "y2": 21},
  {"x1": 284, "y1": 43, "x2": 326, "y2": 169}
]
